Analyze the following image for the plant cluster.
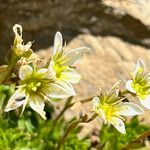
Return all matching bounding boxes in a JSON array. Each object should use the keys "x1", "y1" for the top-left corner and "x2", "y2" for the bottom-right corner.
[{"x1": 0, "y1": 24, "x2": 150, "y2": 150}]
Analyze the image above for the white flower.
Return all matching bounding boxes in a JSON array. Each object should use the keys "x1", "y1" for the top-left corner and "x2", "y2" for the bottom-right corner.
[
  {"x1": 92, "y1": 83, "x2": 143, "y2": 134},
  {"x1": 5, "y1": 65, "x2": 72, "y2": 119},
  {"x1": 13, "y1": 24, "x2": 32, "y2": 56},
  {"x1": 49, "y1": 31, "x2": 89, "y2": 95},
  {"x1": 126, "y1": 58, "x2": 150, "y2": 109}
]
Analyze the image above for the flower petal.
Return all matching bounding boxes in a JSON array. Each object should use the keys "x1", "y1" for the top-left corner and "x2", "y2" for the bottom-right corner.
[
  {"x1": 19, "y1": 65, "x2": 33, "y2": 80},
  {"x1": 108, "y1": 117, "x2": 126, "y2": 134},
  {"x1": 139, "y1": 95, "x2": 150, "y2": 109},
  {"x1": 60, "y1": 68, "x2": 82, "y2": 84},
  {"x1": 52, "y1": 31, "x2": 63, "y2": 56},
  {"x1": 29, "y1": 96, "x2": 46, "y2": 119},
  {"x1": 56, "y1": 80, "x2": 76, "y2": 96},
  {"x1": 92, "y1": 97, "x2": 107, "y2": 123},
  {"x1": 20, "y1": 97, "x2": 28, "y2": 116},
  {"x1": 98, "y1": 108, "x2": 107, "y2": 123},
  {"x1": 38, "y1": 68, "x2": 55, "y2": 81},
  {"x1": 48, "y1": 60, "x2": 56, "y2": 79},
  {"x1": 4, "y1": 89, "x2": 26, "y2": 112},
  {"x1": 43, "y1": 83, "x2": 72, "y2": 99},
  {"x1": 37, "y1": 68, "x2": 48, "y2": 75},
  {"x1": 126, "y1": 80, "x2": 136, "y2": 93},
  {"x1": 116, "y1": 102, "x2": 144, "y2": 116},
  {"x1": 133, "y1": 58, "x2": 145, "y2": 77},
  {"x1": 17, "y1": 41, "x2": 32, "y2": 53},
  {"x1": 61, "y1": 47, "x2": 88, "y2": 66},
  {"x1": 13, "y1": 24, "x2": 22, "y2": 38},
  {"x1": 37, "y1": 68, "x2": 53, "y2": 79},
  {"x1": 92, "y1": 97, "x2": 100, "y2": 111}
]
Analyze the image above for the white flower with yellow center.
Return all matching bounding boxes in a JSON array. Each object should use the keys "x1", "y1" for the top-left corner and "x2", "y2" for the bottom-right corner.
[
  {"x1": 92, "y1": 85, "x2": 143, "y2": 134},
  {"x1": 49, "y1": 31, "x2": 88, "y2": 95},
  {"x1": 5, "y1": 65, "x2": 72, "y2": 119},
  {"x1": 12, "y1": 24, "x2": 32, "y2": 56},
  {"x1": 126, "y1": 58, "x2": 150, "y2": 109}
]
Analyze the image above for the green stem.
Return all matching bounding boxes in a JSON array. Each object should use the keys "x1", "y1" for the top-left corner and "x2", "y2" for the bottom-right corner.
[
  {"x1": 57, "y1": 118, "x2": 81, "y2": 150},
  {"x1": 121, "y1": 130, "x2": 150, "y2": 150},
  {"x1": 53, "y1": 97, "x2": 73, "y2": 125},
  {"x1": 67, "y1": 90, "x2": 130, "y2": 110},
  {"x1": 120, "y1": 90, "x2": 130, "y2": 96},
  {"x1": 79, "y1": 96, "x2": 97, "y2": 104},
  {"x1": 120, "y1": 89, "x2": 136, "y2": 98},
  {"x1": 57, "y1": 114, "x2": 97, "y2": 150},
  {"x1": 53, "y1": 96, "x2": 95, "y2": 126},
  {"x1": 68, "y1": 95, "x2": 99, "y2": 110},
  {"x1": 49, "y1": 97, "x2": 73, "y2": 134},
  {"x1": 0, "y1": 51, "x2": 20, "y2": 84}
]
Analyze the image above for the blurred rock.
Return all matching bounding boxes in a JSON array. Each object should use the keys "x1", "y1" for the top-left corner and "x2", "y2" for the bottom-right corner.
[
  {"x1": 37, "y1": 34, "x2": 150, "y2": 124},
  {"x1": 103, "y1": 0, "x2": 150, "y2": 26},
  {"x1": 1, "y1": 0, "x2": 150, "y2": 64}
]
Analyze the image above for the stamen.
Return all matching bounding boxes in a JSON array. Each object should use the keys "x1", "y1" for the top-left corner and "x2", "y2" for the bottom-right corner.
[
  {"x1": 37, "y1": 82, "x2": 41, "y2": 87},
  {"x1": 32, "y1": 87, "x2": 37, "y2": 91},
  {"x1": 112, "y1": 97, "x2": 126, "y2": 105}
]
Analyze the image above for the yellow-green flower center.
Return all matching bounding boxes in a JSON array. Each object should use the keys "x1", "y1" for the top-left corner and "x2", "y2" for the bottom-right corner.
[
  {"x1": 99, "y1": 103, "x2": 117, "y2": 119},
  {"x1": 132, "y1": 81, "x2": 150, "y2": 100},
  {"x1": 23, "y1": 77, "x2": 42, "y2": 94},
  {"x1": 53, "y1": 63, "x2": 68, "y2": 78},
  {"x1": 20, "y1": 72, "x2": 47, "y2": 95},
  {"x1": 27, "y1": 80, "x2": 41, "y2": 92}
]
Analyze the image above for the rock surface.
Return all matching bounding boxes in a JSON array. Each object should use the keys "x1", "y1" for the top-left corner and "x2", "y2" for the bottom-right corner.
[
  {"x1": 1, "y1": 0, "x2": 150, "y2": 64},
  {"x1": 103, "y1": 0, "x2": 150, "y2": 26}
]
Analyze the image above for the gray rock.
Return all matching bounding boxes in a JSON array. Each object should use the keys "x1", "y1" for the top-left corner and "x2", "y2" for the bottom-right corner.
[{"x1": 1, "y1": 0, "x2": 150, "y2": 64}]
